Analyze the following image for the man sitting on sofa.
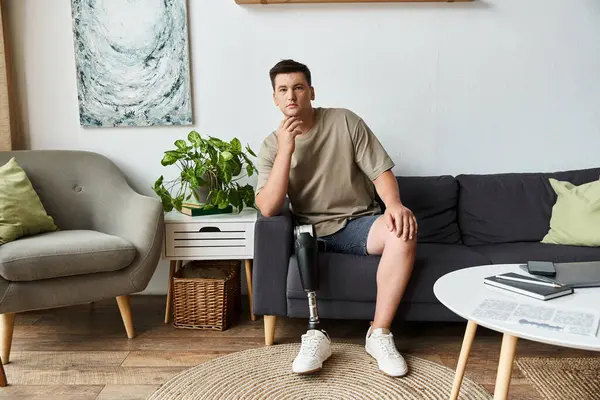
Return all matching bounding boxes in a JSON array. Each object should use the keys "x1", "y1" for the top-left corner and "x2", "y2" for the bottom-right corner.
[{"x1": 255, "y1": 59, "x2": 418, "y2": 377}]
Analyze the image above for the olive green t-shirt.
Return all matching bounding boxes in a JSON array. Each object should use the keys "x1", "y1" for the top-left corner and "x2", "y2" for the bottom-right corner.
[{"x1": 256, "y1": 107, "x2": 395, "y2": 237}]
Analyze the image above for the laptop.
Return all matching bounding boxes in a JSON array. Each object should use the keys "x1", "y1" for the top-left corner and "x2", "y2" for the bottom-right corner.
[{"x1": 519, "y1": 261, "x2": 600, "y2": 288}]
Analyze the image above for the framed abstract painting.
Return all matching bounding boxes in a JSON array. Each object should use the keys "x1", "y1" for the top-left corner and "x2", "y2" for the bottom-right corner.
[
  {"x1": 236, "y1": 0, "x2": 469, "y2": 3},
  {"x1": 71, "y1": 0, "x2": 193, "y2": 127}
]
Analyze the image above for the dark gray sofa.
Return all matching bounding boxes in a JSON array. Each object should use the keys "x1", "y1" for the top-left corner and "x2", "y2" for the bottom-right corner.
[{"x1": 253, "y1": 167, "x2": 600, "y2": 344}]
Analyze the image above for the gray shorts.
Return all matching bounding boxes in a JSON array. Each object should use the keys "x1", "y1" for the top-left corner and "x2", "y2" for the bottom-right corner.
[{"x1": 318, "y1": 215, "x2": 381, "y2": 256}]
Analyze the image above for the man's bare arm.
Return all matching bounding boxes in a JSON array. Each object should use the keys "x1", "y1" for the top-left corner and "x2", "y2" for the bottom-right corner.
[
  {"x1": 373, "y1": 170, "x2": 417, "y2": 240},
  {"x1": 256, "y1": 151, "x2": 293, "y2": 217},
  {"x1": 373, "y1": 170, "x2": 402, "y2": 208},
  {"x1": 256, "y1": 117, "x2": 302, "y2": 217}
]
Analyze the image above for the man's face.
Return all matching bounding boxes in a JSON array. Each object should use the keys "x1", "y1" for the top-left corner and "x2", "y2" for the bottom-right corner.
[{"x1": 272, "y1": 72, "x2": 315, "y2": 117}]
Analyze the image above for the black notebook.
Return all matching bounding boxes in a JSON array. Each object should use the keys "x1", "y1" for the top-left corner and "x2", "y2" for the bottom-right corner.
[{"x1": 484, "y1": 273, "x2": 574, "y2": 301}]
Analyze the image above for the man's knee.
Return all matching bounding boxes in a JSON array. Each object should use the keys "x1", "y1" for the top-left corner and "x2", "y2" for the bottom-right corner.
[
  {"x1": 367, "y1": 220, "x2": 417, "y2": 256},
  {"x1": 383, "y1": 231, "x2": 417, "y2": 254},
  {"x1": 365, "y1": 216, "x2": 387, "y2": 255}
]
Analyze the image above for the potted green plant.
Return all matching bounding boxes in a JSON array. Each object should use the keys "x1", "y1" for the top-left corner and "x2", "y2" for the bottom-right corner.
[{"x1": 152, "y1": 131, "x2": 257, "y2": 214}]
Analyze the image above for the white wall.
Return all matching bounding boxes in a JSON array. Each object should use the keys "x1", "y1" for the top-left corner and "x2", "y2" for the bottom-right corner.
[{"x1": 5, "y1": 0, "x2": 600, "y2": 294}]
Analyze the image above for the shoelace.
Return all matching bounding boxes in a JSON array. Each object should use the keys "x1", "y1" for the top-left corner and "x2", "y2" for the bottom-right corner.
[
  {"x1": 375, "y1": 335, "x2": 401, "y2": 359},
  {"x1": 299, "y1": 335, "x2": 323, "y2": 358}
]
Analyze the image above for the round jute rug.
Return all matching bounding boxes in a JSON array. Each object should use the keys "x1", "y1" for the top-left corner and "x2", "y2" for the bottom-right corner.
[{"x1": 149, "y1": 343, "x2": 492, "y2": 400}]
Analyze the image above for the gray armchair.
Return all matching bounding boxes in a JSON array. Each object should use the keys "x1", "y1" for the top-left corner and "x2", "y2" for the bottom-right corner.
[{"x1": 0, "y1": 150, "x2": 164, "y2": 386}]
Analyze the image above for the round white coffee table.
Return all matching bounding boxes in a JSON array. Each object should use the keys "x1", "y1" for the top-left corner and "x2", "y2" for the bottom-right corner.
[{"x1": 434, "y1": 264, "x2": 600, "y2": 400}]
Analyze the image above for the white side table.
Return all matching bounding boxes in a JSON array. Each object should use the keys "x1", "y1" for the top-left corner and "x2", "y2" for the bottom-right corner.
[{"x1": 162, "y1": 208, "x2": 258, "y2": 323}]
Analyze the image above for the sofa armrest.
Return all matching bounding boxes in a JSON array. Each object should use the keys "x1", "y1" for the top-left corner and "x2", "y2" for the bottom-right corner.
[
  {"x1": 91, "y1": 180, "x2": 164, "y2": 293},
  {"x1": 119, "y1": 192, "x2": 164, "y2": 292},
  {"x1": 253, "y1": 202, "x2": 293, "y2": 316}
]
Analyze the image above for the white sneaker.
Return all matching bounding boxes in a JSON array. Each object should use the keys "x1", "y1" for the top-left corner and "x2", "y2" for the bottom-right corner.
[
  {"x1": 292, "y1": 329, "x2": 332, "y2": 374},
  {"x1": 365, "y1": 327, "x2": 408, "y2": 377}
]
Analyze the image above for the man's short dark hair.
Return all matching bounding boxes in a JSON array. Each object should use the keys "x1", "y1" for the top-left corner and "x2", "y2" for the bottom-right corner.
[{"x1": 269, "y1": 59, "x2": 312, "y2": 90}]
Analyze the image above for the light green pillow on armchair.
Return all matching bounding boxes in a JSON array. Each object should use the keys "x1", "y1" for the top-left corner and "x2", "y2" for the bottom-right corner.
[
  {"x1": 0, "y1": 157, "x2": 58, "y2": 245},
  {"x1": 541, "y1": 178, "x2": 600, "y2": 247}
]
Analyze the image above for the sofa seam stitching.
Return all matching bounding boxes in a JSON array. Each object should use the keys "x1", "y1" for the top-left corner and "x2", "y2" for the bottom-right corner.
[{"x1": 1, "y1": 248, "x2": 136, "y2": 264}]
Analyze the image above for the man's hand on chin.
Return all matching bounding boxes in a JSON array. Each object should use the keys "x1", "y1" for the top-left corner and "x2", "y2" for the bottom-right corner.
[{"x1": 383, "y1": 202, "x2": 418, "y2": 241}]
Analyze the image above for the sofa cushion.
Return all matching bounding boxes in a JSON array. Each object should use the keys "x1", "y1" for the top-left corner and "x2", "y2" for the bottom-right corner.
[
  {"x1": 471, "y1": 242, "x2": 600, "y2": 265},
  {"x1": 287, "y1": 244, "x2": 490, "y2": 304},
  {"x1": 378, "y1": 176, "x2": 461, "y2": 244},
  {"x1": 0, "y1": 157, "x2": 58, "y2": 245},
  {"x1": 541, "y1": 178, "x2": 600, "y2": 247},
  {"x1": 457, "y1": 167, "x2": 600, "y2": 246},
  {"x1": 0, "y1": 230, "x2": 136, "y2": 282}
]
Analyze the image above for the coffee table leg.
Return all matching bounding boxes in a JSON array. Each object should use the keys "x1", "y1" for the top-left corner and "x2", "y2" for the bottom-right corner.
[
  {"x1": 494, "y1": 333, "x2": 518, "y2": 400},
  {"x1": 450, "y1": 320, "x2": 478, "y2": 400}
]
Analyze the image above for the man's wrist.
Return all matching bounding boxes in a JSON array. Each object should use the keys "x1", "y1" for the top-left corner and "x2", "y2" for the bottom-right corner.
[{"x1": 383, "y1": 198, "x2": 403, "y2": 209}]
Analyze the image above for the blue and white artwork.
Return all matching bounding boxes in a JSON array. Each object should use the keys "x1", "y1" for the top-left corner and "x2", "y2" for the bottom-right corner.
[{"x1": 71, "y1": 0, "x2": 193, "y2": 127}]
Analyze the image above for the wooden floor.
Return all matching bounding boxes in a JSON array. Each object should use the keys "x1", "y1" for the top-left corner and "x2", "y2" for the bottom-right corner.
[{"x1": 0, "y1": 296, "x2": 597, "y2": 400}]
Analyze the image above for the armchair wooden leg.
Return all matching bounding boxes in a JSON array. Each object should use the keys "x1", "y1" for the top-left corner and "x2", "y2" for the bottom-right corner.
[
  {"x1": 0, "y1": 362, "x2": 6, "y2": 387},
  {"x1": 264, "y1": 315, "x2": 276, "y2": 346},
  {"x1": 116, "y1": 296, "x2": 135, "y2": 339},
  {"x1": 1, "y1": 313, "x2": 15, "y2": 365}
]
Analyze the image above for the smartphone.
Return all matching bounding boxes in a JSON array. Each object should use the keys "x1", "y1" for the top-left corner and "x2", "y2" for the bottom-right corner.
[{"x1": 527, "y1": 261, "x2": 556, "y2": 277}]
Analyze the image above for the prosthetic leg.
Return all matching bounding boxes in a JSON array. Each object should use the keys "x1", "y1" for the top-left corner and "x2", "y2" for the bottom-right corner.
[
  {"x1": 292, "y1": 225, "x2": 332, "y2": 374},
  {"x1": 294, "y1": 225, "x2": 323, "y2": 331}
]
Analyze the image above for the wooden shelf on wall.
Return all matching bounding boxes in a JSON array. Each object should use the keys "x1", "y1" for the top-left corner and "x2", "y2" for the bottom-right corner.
[{"x1": 236, "y1": 0, "x2": 471, "y2": 3}]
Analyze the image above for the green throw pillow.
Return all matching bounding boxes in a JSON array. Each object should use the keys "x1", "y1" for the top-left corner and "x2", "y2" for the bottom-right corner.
[
  {"x1": 0, "y1": 157, "x2": 58, "y2": 245},
  {"x1": 541, "y1": 178, "x2": 600, "y2": 247}
]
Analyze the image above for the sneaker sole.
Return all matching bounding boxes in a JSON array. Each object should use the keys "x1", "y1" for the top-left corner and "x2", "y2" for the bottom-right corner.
[
  {"x1": 380, "y1": 368, "x2": 408, "y2": 378},
  {"x1": 365, "y1": 346, "x2": 408, "y2": 377},
  {"x1": 293, "y1": 366, "x2": 322, "y2": 375},
  {"x1": 292, "y1": 348, "x2": 333, "y2": 375}
]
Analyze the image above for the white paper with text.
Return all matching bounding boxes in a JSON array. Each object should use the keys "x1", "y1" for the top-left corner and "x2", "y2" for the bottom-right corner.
[{"x1": 472, "y1": 299, "x2": 600, "y2": 337}]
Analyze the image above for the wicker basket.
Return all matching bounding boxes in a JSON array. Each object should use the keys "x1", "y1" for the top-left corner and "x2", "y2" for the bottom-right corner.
[{"x1": 172, "y1": 260, "x2": 240, "y2": 330}]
